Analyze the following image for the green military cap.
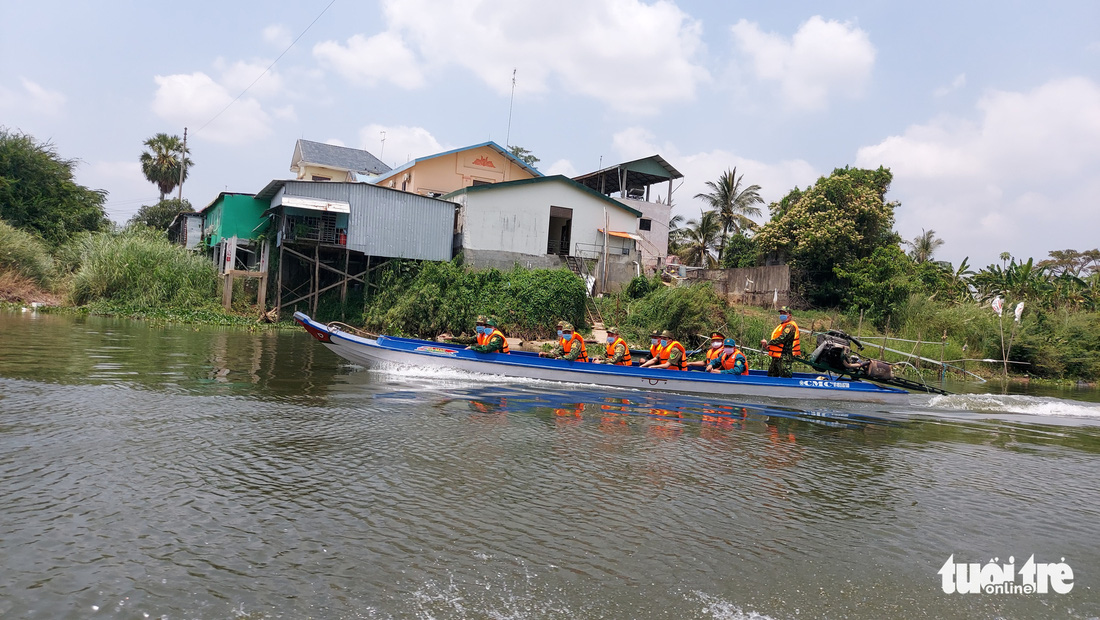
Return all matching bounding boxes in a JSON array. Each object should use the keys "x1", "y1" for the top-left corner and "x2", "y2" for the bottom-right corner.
[
  {"x1": 650, "y1": 330, "x2": 660, "y2": 338},
  {"x1": 660, "y1": 329, "x2": 674, "y2": 338},
  {"x1": 724, "y1": 337, "x2": 737, "y2": 347},
  {"x1": 778, "y1": 306, "x2": 791, "y2": 314},
  {"x1": 710, "y1": 330, "x2": 725, "y2": 340},
  {"x1": 477, "y1": 315, "x2": 488, "y2": 323},
  {"x1": 485, "y1": 317, "x2": 498, "y2": 327},
  {"x1": 607, "y1": 326, "x2": 620, "y2": 334},
  {"x1": 561, "y1": 322, "x2": 574, "y2": 332}
]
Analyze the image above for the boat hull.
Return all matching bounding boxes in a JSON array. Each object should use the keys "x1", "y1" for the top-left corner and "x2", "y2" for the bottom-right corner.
[{"x1": 293, "y1": 313, "x2": 910, "y2": 405}]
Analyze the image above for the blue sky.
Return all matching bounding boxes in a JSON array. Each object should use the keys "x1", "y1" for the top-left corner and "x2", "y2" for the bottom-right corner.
[{"x1": 3, "y1": 0, "x2": 1098, "y2": 270}]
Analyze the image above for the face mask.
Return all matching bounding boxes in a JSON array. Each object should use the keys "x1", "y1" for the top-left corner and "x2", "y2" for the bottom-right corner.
[
  {"x1": 661, "y1": 338, "x2": 669, "y2": 346},
  {"x1": 557, "y1": 330, "x2": 564, "y2": 338},
  {"x1": 607, "y1": 336, "x2": 615, "y2": 344},
  {"x1": 711, "y1": 341, "x2": 722, "y2": 349},
  {"x1": 563, "y1": 332, "x2": 573, "y2": 340},
  {"x1": 650, "y1": 338, "x2": 658, "y2": 345},
  {"x1": 780, "y1": 314, "x2": 789, "y2": 322},
  {"x1": 725, "y1": 346, "x2": 736, "y2": 355},
  {"x1": 476, "y1": 325, "x2": 486, "y2": 334}
]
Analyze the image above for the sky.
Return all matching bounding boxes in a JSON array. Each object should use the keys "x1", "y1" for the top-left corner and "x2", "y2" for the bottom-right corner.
[{"x1": 2, "y1": 0, "x2": 1098, "y2": 270}]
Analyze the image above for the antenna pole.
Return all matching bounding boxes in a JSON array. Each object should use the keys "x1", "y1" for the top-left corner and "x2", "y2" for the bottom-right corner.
[
  {"x1": 505, "y1": 68, "x2": 516, "y2": 147},
  {"x1": 379, "y1": 130, "x2": 386, "y2": 159}
]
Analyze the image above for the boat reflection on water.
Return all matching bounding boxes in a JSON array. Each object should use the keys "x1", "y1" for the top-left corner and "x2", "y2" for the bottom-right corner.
[{"x1": 375, "y1": 382, "x2": 903, "y2": 433}]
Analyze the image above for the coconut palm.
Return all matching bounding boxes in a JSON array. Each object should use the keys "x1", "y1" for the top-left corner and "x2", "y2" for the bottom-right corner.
[
  {"x1": 140, "y1": 133, "x2": 193, "y2": 201},
  {"x1": 666, "y1": 213, "x2": 687, "y2": 254},
  {"x1": 904, "y1": 228, "x2": 945, "y2": 263},
  {"x1": 693, "y1": 168, "x2": 763, "y2": 264},
  {"x1": 677, "y1": 210, "x2": 722, "y2": 268}
]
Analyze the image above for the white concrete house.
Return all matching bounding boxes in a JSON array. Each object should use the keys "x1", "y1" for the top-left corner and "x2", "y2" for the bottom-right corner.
[{"x1": 444, "y1": 175, "x2": 644, "y2": 290}]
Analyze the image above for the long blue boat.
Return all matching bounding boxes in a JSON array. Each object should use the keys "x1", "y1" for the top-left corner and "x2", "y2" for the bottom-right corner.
[{"x1": 293, "y1": 312, "x2": 911, "y2": 405}]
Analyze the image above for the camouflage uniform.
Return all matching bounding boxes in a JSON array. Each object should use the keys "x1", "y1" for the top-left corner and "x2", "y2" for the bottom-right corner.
[{"x1": 765, "y1": 321, "x2": 798, "y2": 378}]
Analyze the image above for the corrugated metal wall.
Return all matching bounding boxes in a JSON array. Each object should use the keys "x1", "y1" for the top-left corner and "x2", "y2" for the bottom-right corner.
[{"x1": 280, "y1": 181, "x2": 454, "y2": 262}]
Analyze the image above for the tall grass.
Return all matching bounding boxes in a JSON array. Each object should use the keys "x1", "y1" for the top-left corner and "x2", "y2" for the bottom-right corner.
[
  {"x1": 0, "y1": 219, "x2": 54, "y2": 288},
  {"x1": 68, "y1": 227, "x2": 219, "y2": 309}
]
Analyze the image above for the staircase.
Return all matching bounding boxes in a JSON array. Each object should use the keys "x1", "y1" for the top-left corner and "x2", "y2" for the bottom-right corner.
[{"x1": 564, "y1": 256, "x2": 604, "y2": 330}]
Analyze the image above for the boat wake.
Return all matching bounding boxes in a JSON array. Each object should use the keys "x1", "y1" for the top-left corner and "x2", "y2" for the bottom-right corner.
[{"x1": 928, "y1": 393, "x2": 1100, "y2": 421}]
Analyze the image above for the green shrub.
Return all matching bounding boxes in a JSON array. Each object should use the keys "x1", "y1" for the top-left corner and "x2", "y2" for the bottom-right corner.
[
  {"x1": 361, "y1": 261, "x2": 587, "y2": 339},
  {"x1": 619, "y1": 282, "x2": 727, "y2": 347},
  {"x1": 0, "y1": 220, "x2": 54, "y2": 287},
  {"x1": 68, "y1": 227, "x2": 219, "y2": 310}
]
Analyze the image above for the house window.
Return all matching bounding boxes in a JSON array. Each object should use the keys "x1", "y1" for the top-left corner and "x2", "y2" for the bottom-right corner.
[
  {"x1": 311, "y1": 175, "x2": 331, "y2": 181},
  {"x1": 639, "y1": 218, "x2": 652, "y2": 231},
  {"x1": 471, "y1": 179, "x2": 491, "y2": 186}
]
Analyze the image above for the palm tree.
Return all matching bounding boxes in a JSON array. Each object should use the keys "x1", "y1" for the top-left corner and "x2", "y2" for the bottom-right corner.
[
  {"x1": 693, "y1": 168, "x2": 763, "y2": 264},
  {"x1": 677, "y1": 210, "x2": 722, "y2": 268},
  {"x1": 904, "y1": 228, "x2": 945, "y2": 263},
  {"x1": 140, "y1": 133, "x2": 193, "y2": 201},
  {"x1": 666, "y1": 213, "x2": 687, "y2": 254}
]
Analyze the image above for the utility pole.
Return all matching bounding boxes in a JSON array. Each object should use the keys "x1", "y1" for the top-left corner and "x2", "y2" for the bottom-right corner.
[{"x1": 176, "y1": 127, "x2": 188, "y2": 202}]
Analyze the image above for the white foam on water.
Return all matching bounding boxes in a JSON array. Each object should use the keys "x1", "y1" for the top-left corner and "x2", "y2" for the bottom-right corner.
[
  {"x1": 364, "y1": 360, "x2": 617, "y2": 393},
  {"x1": 688, "y1": 591, "x2": 778, "y2": 620},
  {"x1": 928, "y1": 393, "x2": 1100, "y2": 419}
]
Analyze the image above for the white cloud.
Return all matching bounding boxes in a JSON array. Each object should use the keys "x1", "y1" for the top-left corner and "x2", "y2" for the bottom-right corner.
[
  {"x1": 152, "y1": 72, "x2": 273, "y2": 145},
  {"x1": 359, "y1": 124, "x2": 447, "y2": 167},
  {"x1": 318, "y1": 0, "x2": 708, "y2": 115},
  {"x1": 313, "y1": 32, "x2": 425, "y2": 89},
  {"x1": 0, "y1": 77, "x2": 66, "y2": 115},
  {"x1": 544, "y1": 159, "x2": 577, "y2": 177},
  {"x1": 856, "y1": 77, "x2": 1100, "y2": 266},
  {"x1": 609, "y1": 127, "x2": 818, "y2": 217},
  {"x1": 731, "y1": 16, "x2": 875, "y2": 111},
  {"x1": 263, "y1": 24, "x2": 292, "y2": 48},
  {"x1": 214, "y1": 58, "x2": 284, "y2": 98},
  {"x1": 934, "y1": 73, "x2": 967, "y2": 97}
]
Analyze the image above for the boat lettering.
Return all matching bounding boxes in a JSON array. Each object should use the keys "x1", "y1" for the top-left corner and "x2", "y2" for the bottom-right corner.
[
  {"x1": 415, "y1": 345, "x2": 458, "y2": 357},
  {"x1": 799, "y1": 379, "x2": 850, "y2": 389}
]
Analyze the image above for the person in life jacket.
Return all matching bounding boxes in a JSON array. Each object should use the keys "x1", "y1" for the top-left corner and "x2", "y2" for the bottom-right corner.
[
  {"x1": 470, "y1": 315, "x2": 490, "y2": 347},
  {"x1": 540, "y1": 322, "x2": 588, "y2": 361},
  {"x1": 469, "y1": 317, "x2": 509, "y2": 354},
  {"x1": 687, "y1": 330, "x2": 726, "y2": 370},
  {"x1": 760, "y1": 306, "x2": 800, "y2": 377},
  {"x1": 639, "y1": 330, "x2": 662, "y2": 367},
  {"x1": 709, "y1": 337, "x2": 749, "y2": 375},
  {"x1": 650, "y1": 330, "x2": 687, "y2": 370},
  {"x1": 593, "y1": 326, "x2": 632, "y2": 365}
]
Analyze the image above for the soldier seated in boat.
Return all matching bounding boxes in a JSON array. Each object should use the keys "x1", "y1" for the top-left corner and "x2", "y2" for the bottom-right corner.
[
  {"x1": 648, "y1": 330, "x2": 687, "y2": 370},
  {"x1": 709, "y1": 338, "x2": 749, "y2": 375},
  {"x1": 592, "y1": 326, "x2": 631, "y2": 365},
  {"x1": 540, "y1": 322, "x2": 588, "y2": 361},
  {"x1": 638, "y1": 330, "x2": 661, "y2": 366},
  {"x1": 467, "y1": 315, "x2": 490, "y2": 348},
  {"x1": 687, "y1": 330, "x2": 726, "y2": 370},
  {"x1": 468, "y1": 317, "x2": 510, "y2": 354}
]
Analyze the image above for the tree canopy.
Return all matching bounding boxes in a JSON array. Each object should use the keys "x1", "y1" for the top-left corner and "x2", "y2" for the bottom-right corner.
[
  {"x1": 507, "y1": 145, "x2": 540, "y2": 168},
  {"x1": 140, "y1": 133, "x2": 193, "y2": 201},
  {"x1": 754, "y1": 166, "x2": 899, "y2": 307},
  {"x1": 128, "y1": 198, "x2": 194, "y2": 231},
  {"x1": 0, "y1": 128, "x2": 109, "y2": 246},
  {"x1": 693, "y1": 167, "x2": 763, "y2": 264}
]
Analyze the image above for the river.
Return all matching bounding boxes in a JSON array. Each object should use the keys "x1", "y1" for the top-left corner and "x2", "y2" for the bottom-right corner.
[{"x1": 1, "y1": 309, "x2": 1098, "y2": 619}]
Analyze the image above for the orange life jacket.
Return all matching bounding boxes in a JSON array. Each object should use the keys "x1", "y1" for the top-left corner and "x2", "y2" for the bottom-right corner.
[
  {"x1": 705, "y1": 346, "x2": 722, "y2": 363},
  {"x1": 649, "y1": 343, "x2": 660, "y2": 359},
  {"x1": 561, "y1": 333, "x2": 588, "y2": 362},
  {"x1": 719, "y1": 348, "x2": 749, "y2": 375},
  {"x1": 486, "y1": 327, "x2": 509, "y2": 353},
  {"x1": 605, "y1": 336, "x2": 632, "y2": 366},
  {"x1": 476, "y1": 330, "x2": 488, "y2": 346},
  {"x1": 657, "y1": 340, "x2": 687, "y2": 370},
  {"x1": 767, "y1": 320, "x2": 801, "y2": 358}
]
